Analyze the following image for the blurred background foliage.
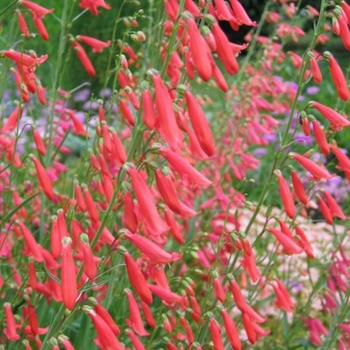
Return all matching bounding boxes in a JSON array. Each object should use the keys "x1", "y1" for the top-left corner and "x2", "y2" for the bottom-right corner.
[{"x1": 0, "y1": 0, "x2": 344, "y2": 93}]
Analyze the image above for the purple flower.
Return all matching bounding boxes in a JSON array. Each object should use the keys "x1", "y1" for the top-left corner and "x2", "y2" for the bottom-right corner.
[
  {"x1": 74, "y1": 88, "x2": 91, "y2": 102},
  {"x1": 83, "y1": 100, "x2": 99, "y2": 110},
  {"x1": 306, "y1": 86, "x2": 320, "y2": 95},
  {"x1": 293, "y1": 132, "x2": 313, "y2": 145},
  {"x1": 99, "y1": 88, "x2": 112, "y2": 98},
  {"x1": 263, "y1": 133, "x2": 278, "y2": 142},
  {"x1": 253, "y1": 148, "x2": 268, "y2": 157}
]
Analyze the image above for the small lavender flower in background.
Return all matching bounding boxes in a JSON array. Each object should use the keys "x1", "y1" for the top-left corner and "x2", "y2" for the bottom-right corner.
[
  {"x1": 263, "y1": 133, "x2": 278, "y2": 143},
  {"x1": 253, "y1": 148, "x2": 268, "y2": 157},
  {"x1": 99, "y1": 88, "x2": 112, "y2": 98},
  {"x1": 306, "y1": 86, "x2": 320, "y2": 95},
  {"x1": 83, "y1": 100, "x2": 99, "y2": 110},
  {"x1": 74, "y1": 88, "x2": 91, "y2": 102},
  {"x1": 293, "y1": 132, "x2": 313, "y2": 145}
]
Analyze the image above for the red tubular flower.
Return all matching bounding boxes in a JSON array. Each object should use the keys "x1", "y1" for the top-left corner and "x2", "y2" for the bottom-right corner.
[
  {"x1": 17, "y1": 221, "x2": 44, "y2": 262},
  {"x1": 141, "y1": 301, "x2": 156, "y2": 328},
  {"x1": 110, "y1": 130, "x2": 127, "y2": 164},
  {"x1": 72, "y1": 41, "x2": 96, "y2": 76},
  {"x1": 125, "y1": 290, "x2": 149, "y2": 336},
  {"x1": 228, "y1": 0, "x2": 256, "y2": 26},
  {"x1": 74, "y1": 183, "x2": 87, "y2": 212},
  {"x1": 242, "y1": 313, "x2": 256, "y2": 344},
  {"x1": 79, "y1": 0, "x2": 111, "y2": 16},
  {"x1": 123, "y1": 192, "x2": 138, "y2": 233},
  {"x1": 301, "y1": 116, "x2": 311, "y2": 136},
  {"x1": 213, "y1": 278, "x2": 226, "y2": 303},
  {"x1": 278, "y1": 220, "x2": 294, "y2": 239},
  {"x1": 164, "y1": 208, "x2": 185, "y2": 244},
  {"x1": 230, "y1": 280, "x2": 250, "y2": 312},
  {"x1": 310, "y1": 101, "x2": 350, "y2": 131},
  {"x1": 211, "y1": 22, "x2": 239, "y2": 75},
  {"x1": 33, "y1": 129, "x2": 46, "y2": 156},
  {"x1": 33, "y1": 16, "x2": 49, "y2": 40},
  {"x1": 3, "y1": 105, "x2": 22, "y2": 132},
  {"x1": 119, "y1": 99, "x2": 135, "y2": 126},
  {"x1": 221, "y1": 308, "x2": 241, "y2": 350},
  {"x1": 209, "y1": 318, "x2": 224, "y2": 350},
  {"x1": 338, "y1": 12, "x2": 350, "y2": 51},
  {"x1": 80, "y1": 234, "x2": 97, "y2": 281},
  {"x1": 3, "y1": 50, "x2": 48, "y2": 67},
  {"x1": 30, "y1": 155, "x2": 54, "y2": 199},
  {"x1": 152, "y1": 74, "x2": 182, "y2": 150},
  {"x1": 86, "y1": 309, "x2": 125, "y2": 350},
  {"x1": 128, "y1": 168, "x2": 168, "y2": 236},
  {"x1": 124, "y1": 231, "x2": 182, "y2": 264},
  {"x1": 187, "y1": 17, "x2": 213, "y2": 82},
  {"x1": 239, "y1": 243, "x2": 261, "y2": 283},
  {"x1": 327, "y1": 54, "x2": 349, "y2": 101},
  {"x1": 291, "y1": 170, "x2": 309, "y2": 205},
  {"x1": 185, "y1": 0, "x2": 200, "y2": 17},
  {"x1": 94, "y1": 303, "x2": 120, "y2": 336},
  {"x1": 212, "y1": 65, "x2": 228, "y2": 92},
  {"x1": 3, "y1": 303, "x2": 20, "y2": 341},
  {"x1": 147, "y1": 284, "x2": 182, "y2": 304},
  {"x1": 323, "y1": 190, "x2": 347, "y2": 219},
  {"x1": 185, "y1": 90, "x2": 215, "y2": 156},
  {"x1": 312, "y1": 120, "x2": 330, "y2": 156},
  {"x1": 189, "y1": 295, "x2": 201, "y2": 323},
  {"x1": 310, "y1": 56, "x2": 322, "y2": 84},
  {"x1": 28, "y1": 260, "x2": 37, "y2": 289},
  {"x1": 124, "y1": 252, "x2": 153, "y2": 305},
  {"x1": 275, "y1": 170, "x2": 296, "y2": 218},
  {"x1": 18, "y1": 12, "x2": 30, "y2": 38},
  {"x1": 20, "y1": 1, "x2": 54, "y2": 18},
  {"x1": 272, "y1": 279, "x2": 295, "y2": 313},
  {"x1": 330, "y1": 144, "x2": 350, "y2": 172},
  {"x1": 317, "y1": 196, "x2": 333, "y2": 225},
  {"x1": 61, "y1": 238, "x2": 78, "y2": 310},
  {"x1": 83, "y1": 185, "x2": 99, "y2": 223},
  {"x1": 141, "y1": 89, "x2": 156, "y2": 130},
  {"x1": 295, "y1": 226, "x2": 314, "y2": 258},
  {"x1": 155, "y1": 169, "x2": 182, "y2": 215},
  {"x1": 50, "y1": 215, "x2": 61, "y2": 259},
  {"x1": 342, "y1": 1, "x2": 350, "y2": 23},
  {"x1": 268, "y1": 227, "x2": 303, "y2": 255},
  {"x1": 126, "y1": 329, "x2": 146, "y2": 350},
  {"x1": 179, "y1": 316, "x2": 195, "y2": 344},
  {"x1": 159, "y1": 146, "x2": 212, "y2": 187},
  {"x1": 76, "y1": 35, "x2": 111, "y2": 53},
  {"x1": 290, "y1": 152, "x2": 332, "y2": 181}
]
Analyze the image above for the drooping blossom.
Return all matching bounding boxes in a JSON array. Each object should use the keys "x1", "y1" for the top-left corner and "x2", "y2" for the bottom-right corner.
[
  {"x1": 72, "y1": 41, "x2": 96, "y2": 76},
  {"x1": 77, "y1": 35, "x2": 111, "y2": 53},
  {"x1": 79, "y1": 0, "x2": 111, "y2": 15},
  {"x1": 325, "y1": 52, "x2": 349, "y2": 101},
  {"x1": 289, "y1": 152, "x2": 333, "y2": 181},
  {"x1": 125, "y1": 290, "x2": 149, "y2": 336},
  {"x1": 128, "y1": 168, "x2": 168, "y2": 236},
  {"x1": 123, "y1": 231, "x2": 182, "y2": 264},
  {"x1": 309, "y1": 101, "x2": 350, "y2": 131},
  {"x1": 124, "y1": 252, "x2": 153, "y2": 305},
  {"x1": 61, "y1": 238, "x2": 78, "y2": 310},
  {"x1": 275, "y1": 170, "x2": 296, "y2": 219},
  {"x1": 159, "y1": 146, "x2": 212, "y2": 187},
  {"x1": 20, "y1": 1, "x2": 54, "y2": 18},
  {"x1": 185, "y1": 90, "x2": 215, "y2": 156}
]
